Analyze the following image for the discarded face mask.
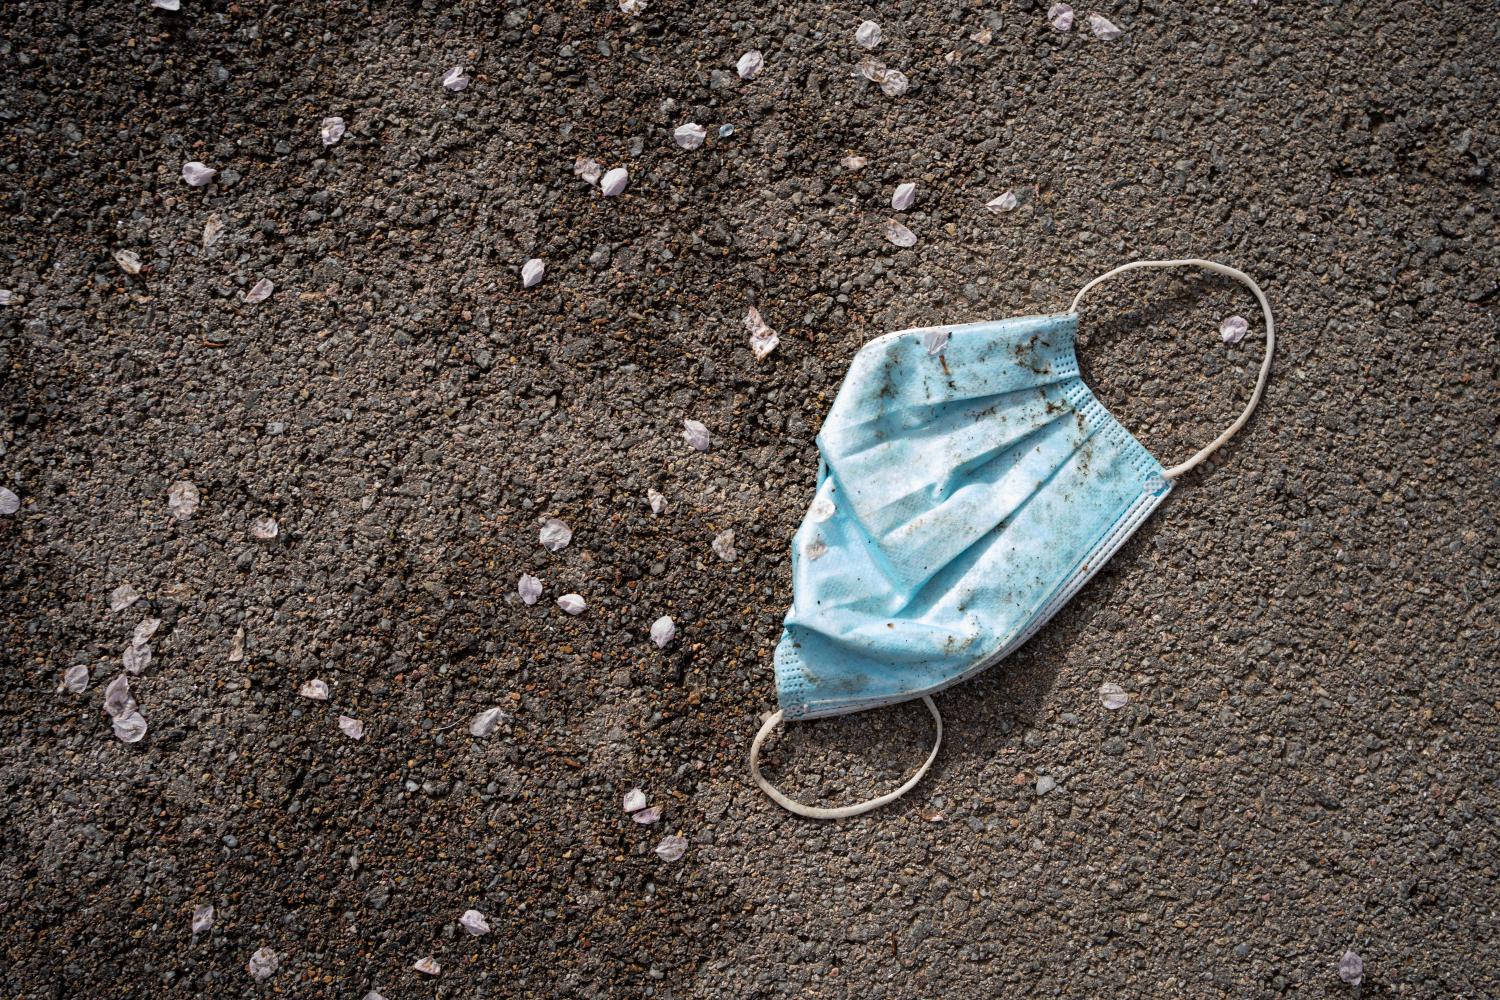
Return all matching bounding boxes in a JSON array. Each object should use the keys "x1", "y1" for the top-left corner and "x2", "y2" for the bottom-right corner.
[{"x1": 750, "y1": 259, "x2": 1276, "y2": 818}]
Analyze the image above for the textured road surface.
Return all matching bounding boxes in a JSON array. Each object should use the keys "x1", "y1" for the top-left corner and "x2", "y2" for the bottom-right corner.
[{"x1": 1, "y1": 1, "x2": 1496, "y2": 997}]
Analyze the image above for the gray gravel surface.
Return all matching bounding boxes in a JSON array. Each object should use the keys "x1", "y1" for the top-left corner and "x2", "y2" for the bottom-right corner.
[{"x1": 2, "y1": 1, "x2": 1497, "y2": 997}]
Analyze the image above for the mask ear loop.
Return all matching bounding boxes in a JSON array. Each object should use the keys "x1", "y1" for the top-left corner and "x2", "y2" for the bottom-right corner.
[
  {"x1": 749, "y1": 695, "x2": 942, "y2": 819},
  {"x1": 1068, "y1": 258, "x2": 1276, "y2": 480}
]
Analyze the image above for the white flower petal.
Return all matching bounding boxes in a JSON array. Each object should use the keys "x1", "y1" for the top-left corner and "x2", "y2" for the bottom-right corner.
[
  {"x1": 883, "y1": 219, "x2": 917, "y2": 248},
  {"x1": 469, "y1": 707, "x2": 506, "y2": 738},
  {"x1": 1048, "y1": 3, "x2": 1075, "y2": 31},
  {"x1": 654, "y1": 834, "x2": 688, "y2": 861},
  {"x1": 557, "y1": 593, "x2": 586, "y2": 615},
  {"x1": 413, "y1": 956, "x2": 441, "y2": 976},
  {"x1": 1339, "y1": 950, "x2": 1364, "y2": 986},
  {"x1": 0, "y1": 487, "x2": 20, "y2": 516},
  {"x1": 855, "y1": 20, "x2": 881, "y2": 49},
  {"x1": 521, "y1": 258, "x2": 545, "y2": 288},
  {"x1": 63, "y1": 665, "x2": 90, "y2": 694},
  {"x1": 1088, "y1": 13, "x2": 1123, "y2": 39},
  {"x1": 619, "y1": 0, "x2": 646, "y2": 13},
  {"x1": 736, "y1": 50, "x2": 764, "y2": 80},
  {"x1": 647, "y1": 488, "x2": 667, "y2": 515},
  {"x1": 247, "y1": 947, "x2": 279, "y2": 982},
  {"x1": 182, "y1": 161, "x2": 217, "y2": 187},
  {"x1": 110, "y1": 583, "x2": 141, "y2": 612},
  {"x1": 924, "y1": 329, "x2": 952, "y2": 355},
  {"x1": 338, "y1": 715, "x2": 364, "y2": 739},
  {"x1": 1220, "y1": 315, "x2": 1249, "y2": 344},
  {"x1": 123, "y1": 643, "x2": 152, "y2": 675},
  {"x1": 250, "y1": 515, "x2": 279, "y2": 540},
  {"x1": 600, "y1": 167, "x2": 629, "y2": 197},
  {"x1": 104, "y1": 675, "x2": 135, "y2": 719},
  {"x1": 459, "y1": 909, "x2": 491, "y2": 935},
  {"x1": 1099, "y1": 682, "x2": 1129, "y2": 710},
  {"x1": 229, "y1": 625, "x2": 245, "y2": 663},
  {"x1": 971, "y1": 27, "x2": 993, "y2": 44},
  {"x1": 167, "y1": 481, "x2": 200, "y2": 520},
  {"x1": 300, "y1": 679, "x2": 330, "y2": 700},
  {"x1": 518, "y1": 573, "x2": 543, "y2": 604},
  {"x1": 0, "y1": 289, "x2": 14, "y2": 306},
  {"x1": 986, "y1": 190, "x2": 1019, "y2": 213},
  {"x1": 809, "y1": 496, "x2": 836, "y2": 521},
  {"x1": 632, "y1": 805, "x2": 662, "y2": 824},
  {"x1": 152, "y1": 0, "x2": 181, "y2": 10},
  {"x1": 574, "y1": 156, "x2": 602, "y2": 185},
  {"x1": 1035, "y1": 774, "x2": 1057, "y2": 795},
  {"x1": 711, "y1": 529, "x2": 738, "y2": 562},
  {"x1": 623, "y1": 788, "x2": 647, "y2": 813},
  {"x1": 673, "y1": 123, "x2": 707, "y2": 150},
  {"x1": 113, "y1": 709, "x2": 149, "y2": 744},
  {"x1": 192, "y1": 903, "x2": 215, "y2": 935},
  {"x1": 746, "y1": 305, "x2": 779, "y2": 360},
  {"x1": 840, "y1": 155, "x2": 868, "y2": 171},
  {"x1": 682, "y1": 419, "x2": 710, "y2": 452},
  {"x1": 539, "y1": 518, "x2": 572, "y2": 552},
  {"x1": 442, "y1": 66, "x2": 470, "y2": 91},
  {"x1": 891, "y1": 182, "x2": 916, "y2": 211},
  {"x1": 203, "y1": 215, "x2": 225, "y2": 248},
  {"x1": 650, "y1": 615, "x2": 676, "y2": 649},
  {"x1": 879, "y1": 69, "x2": 909, "y2": 97},
  {"x1": 133, "y1": 618, "x2": 161, "y2": 647},
  {"x1": 114, "y1": 250, "x2": 142, "y2": 276},
  {"x1": 244, "y1": 278, "x2": 274, "y2": 304},
  {"x1": 320, "y1": 116, "x2": 346, "y2": 146}
]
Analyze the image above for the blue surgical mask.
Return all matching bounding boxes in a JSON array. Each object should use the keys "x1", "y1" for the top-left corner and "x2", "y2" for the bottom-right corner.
[{"x1": 751, "y1": 259, "x2": 1276, "y2": 818}]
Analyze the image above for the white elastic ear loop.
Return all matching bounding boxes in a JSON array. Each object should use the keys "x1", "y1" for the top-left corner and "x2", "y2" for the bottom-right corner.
[
  {"x1": 750, "y1": 696, "x2": 943, "y2": 820},
  {"x1": 1069, "y1": 258, "x2": 1276, "y2": 480}
]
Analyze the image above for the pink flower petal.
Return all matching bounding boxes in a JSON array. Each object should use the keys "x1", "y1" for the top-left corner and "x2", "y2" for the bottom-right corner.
[
  {"x1": 1088, "y1": 12, "x2": 1123, "y2": 39},
  {"x1": 459, "y1": 909, "x2": 491, "y2": 935},
  {"x1": 654, "y1": 835, "x2": 688, "y2": 861},
  {"x1": 1099, "y1": 682, "x2": 1129, "y2": 710},
  {"x1": 192, "y1": 904, "x2": 215, "y2": 935},
  {"x1": 711, "y1": 530, "x2": 737, "y2": 562},
  {"x1": 442, "y1": 66, "x2": 470, "y2": 92},
  {"x1": 182, "y1": 161, "x2": 217, "y2": 187},
  {"x1": 247, "y1": 947, "x2": 279, "y2": 981},
  {"x1": 244, "y1": 278, "x2": 274, "y2": 304},
  {"x1": 736, "y1": 50, "x2": 764, "y2": 80},
  {"x1": 650, "y1": 616, "x2": 676, "y2": 649},
  {"x1": 883, "y1": 220, "x2": 917, "y2": 248},
  {"x1": 539, "y1": 518, "x2": 572, "y2": 552},
  {"x1": 682, "y1": 419, "x2": 710, "y2": 452}
]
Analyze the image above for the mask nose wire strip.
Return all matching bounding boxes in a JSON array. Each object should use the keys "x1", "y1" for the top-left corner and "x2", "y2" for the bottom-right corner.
[
  {"x1": 1068, "y1": 258, "x2": 1276, "y2": 480},
  {"x1": 749, "y1": 695, "x2": 943, "y2": 819}
]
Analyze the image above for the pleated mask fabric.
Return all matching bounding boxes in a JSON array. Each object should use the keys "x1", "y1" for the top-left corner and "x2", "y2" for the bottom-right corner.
[{"x1": 750, "y1": 259, "x2": 1277, "y2": 819}]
